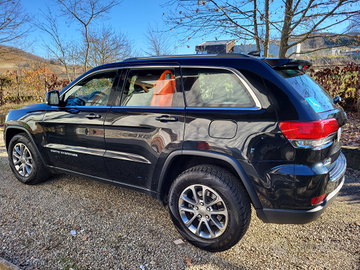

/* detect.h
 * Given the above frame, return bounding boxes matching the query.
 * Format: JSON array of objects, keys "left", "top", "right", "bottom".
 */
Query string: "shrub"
[{"left": 309, "top": 62, "right": 360, "bottom": 112}]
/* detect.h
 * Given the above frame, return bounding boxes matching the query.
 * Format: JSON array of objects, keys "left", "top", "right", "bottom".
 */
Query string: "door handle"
[
  {"left": 85, "top": 113, "right": 101, "bottom": 119},
  {"left": 155, "top": 115, "right": 178, "bottom": 122}
]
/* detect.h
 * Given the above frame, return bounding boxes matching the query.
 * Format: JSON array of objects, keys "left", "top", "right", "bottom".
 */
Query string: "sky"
[
  {"left": 20, "top": 0, "right": 213, "bottom": 58},
  {"left": 14, "top": 0, "right": 356, "bottom": 59}
]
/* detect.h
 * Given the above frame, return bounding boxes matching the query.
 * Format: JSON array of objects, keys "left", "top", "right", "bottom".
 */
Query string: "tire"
[
  {"left": 168, "top": 165, "right": 251, "bottom": 252},
  {"left": 8, "top": 133, "right": 50, "bottom": 185}
]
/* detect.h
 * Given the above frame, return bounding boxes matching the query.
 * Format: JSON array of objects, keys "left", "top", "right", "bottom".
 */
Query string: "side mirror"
[
  {"left": 333, "top": 96, "right": 341, "bottom": 104},
  {"left": 46, "top": 90, "right": 60, "bottom": 106}
]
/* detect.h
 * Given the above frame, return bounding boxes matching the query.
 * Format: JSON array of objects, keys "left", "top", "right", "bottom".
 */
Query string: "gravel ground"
[{"left": 0, "top": 127, "right": 359, "bottom": 270}]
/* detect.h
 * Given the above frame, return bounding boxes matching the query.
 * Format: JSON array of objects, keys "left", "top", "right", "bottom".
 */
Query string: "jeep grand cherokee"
[{"left": 4, "top": 54, "right": 347, "bottom": 251}]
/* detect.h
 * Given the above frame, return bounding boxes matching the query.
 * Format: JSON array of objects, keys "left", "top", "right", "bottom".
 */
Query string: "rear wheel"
[
  {"left": 168, "top": 165, "right": 251, "bottom": 252},
  {"left": 8, "top": 133, "right": 50, "bottom": 185}
]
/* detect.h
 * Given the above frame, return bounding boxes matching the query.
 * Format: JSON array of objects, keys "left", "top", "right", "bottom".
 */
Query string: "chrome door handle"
[
  {"left": 85, "top": 113, "right": 101, "bottom": 119},
  {"left": 155, "top": 115, "right": 178, "bottom": 122}
]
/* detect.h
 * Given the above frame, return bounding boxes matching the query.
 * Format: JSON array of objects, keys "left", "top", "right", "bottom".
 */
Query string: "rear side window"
[
  {"left": 182, "top": 68, "right": 255, "bottom": 107},
  {"left": 277, "top": 69, "right": 335, "bottom": 113},
  {"left": 121, "top": 68, "right": 177, "bottom": 107}
]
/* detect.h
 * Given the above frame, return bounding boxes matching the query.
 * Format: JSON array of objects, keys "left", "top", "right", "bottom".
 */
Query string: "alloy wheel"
[
  {"left": 178, "top": 184, "right": 228, "bottom": 239},
  {"left": 12, "top": 143, "right": 33, "bottom": 177}
]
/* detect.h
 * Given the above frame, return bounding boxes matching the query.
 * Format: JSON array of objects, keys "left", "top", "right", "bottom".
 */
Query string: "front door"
[{"left": 42, "top": 69, "right": 119, "bottom": 178}]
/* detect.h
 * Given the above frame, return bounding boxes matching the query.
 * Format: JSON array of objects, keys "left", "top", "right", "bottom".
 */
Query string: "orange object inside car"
[{"left": 151, "top": 70, "right": 175, "bottom": 107}]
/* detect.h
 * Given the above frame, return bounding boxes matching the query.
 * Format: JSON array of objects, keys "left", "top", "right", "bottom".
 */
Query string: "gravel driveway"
[{"left": 0, "top": 127, "right": 359, "bottom": 270}]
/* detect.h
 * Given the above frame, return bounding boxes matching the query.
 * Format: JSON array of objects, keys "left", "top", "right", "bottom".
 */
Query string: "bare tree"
[
  {"left": 87, "top": 27, "right": 132, "bottom": 67},
  {"left": 347, "top": 13, "right": 360, "bottom": 33},
  {"left": 56, "top": 0, "right": 120, "bottom": 71},
  {"left": 0, "top": 0, "right": 30, "bottom": 45},
  {"left": 165, "top": 0, "right": 360, "bottom": 58},
  {"left": 36, "top": 8, "right": 72, "bottom": 81},
  {"left": 144, "top": 25, "right": 174, "bottom": 56}
]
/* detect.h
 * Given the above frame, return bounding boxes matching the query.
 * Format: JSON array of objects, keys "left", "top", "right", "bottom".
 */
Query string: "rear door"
[{"left": 104, "top": 65, "right": 185, "bottom": 190}]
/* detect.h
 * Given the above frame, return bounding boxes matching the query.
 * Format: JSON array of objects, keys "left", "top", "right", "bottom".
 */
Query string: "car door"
[
  {"left": 104, "top": 65, "right": 185, "bottom": 190},
  {"left": 42, "top": 69, "right": 120, "bottom": 178}
]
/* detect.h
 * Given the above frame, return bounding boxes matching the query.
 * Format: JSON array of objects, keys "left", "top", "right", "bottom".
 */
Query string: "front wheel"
[
  {"left": 168, "top": 165, "right": 251, "bottom": 252},
  {"left": 8, "top": 133, "right": 50, "bottom": 185}
]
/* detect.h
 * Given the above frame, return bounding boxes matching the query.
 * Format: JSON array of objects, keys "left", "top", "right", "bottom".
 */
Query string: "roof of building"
[{"left": 195, "top": 40, "right": 236, "bottom": 47}]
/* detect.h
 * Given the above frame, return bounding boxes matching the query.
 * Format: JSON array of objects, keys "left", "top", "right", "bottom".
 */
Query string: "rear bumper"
[{"left": 256, "top": 163, "right": 346, "bottom": 224}]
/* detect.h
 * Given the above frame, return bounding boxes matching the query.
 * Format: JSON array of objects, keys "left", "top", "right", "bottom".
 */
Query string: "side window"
[
  {"left": 182, "top": 68, "right": 255, "bottom": 107},
  {"left": 121, "top": 68, "right": 176, "bottom": 107},
  {"left": 64, "top": 70, "right": 117, "bottom": 106}
]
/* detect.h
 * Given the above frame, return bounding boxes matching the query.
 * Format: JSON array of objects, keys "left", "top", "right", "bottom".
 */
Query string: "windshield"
[{"left": 277, "top": 69, "right": 335, "bottom": 113}]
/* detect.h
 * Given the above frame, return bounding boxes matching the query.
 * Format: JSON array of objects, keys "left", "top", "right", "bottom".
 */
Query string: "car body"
[{"left": 4, "top": 54, "right": 347, "bottom": 251}]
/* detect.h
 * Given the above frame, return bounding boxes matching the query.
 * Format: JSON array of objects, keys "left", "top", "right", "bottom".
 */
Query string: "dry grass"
[
  {"left": 0, "top": 47, "right": 66, "bottom": 76},
  {"left": 0, "top": 101, "right": 41, "bottom": 115}
]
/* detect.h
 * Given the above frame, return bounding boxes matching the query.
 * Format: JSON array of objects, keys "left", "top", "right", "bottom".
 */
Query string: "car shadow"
[{"left": 337, "top": 173, "right": 360, "bottom": 204}]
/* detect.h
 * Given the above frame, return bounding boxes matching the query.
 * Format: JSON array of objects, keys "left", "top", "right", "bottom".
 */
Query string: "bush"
[
  {"left": 4, "top": 95, "right": 35, "bottom": 103},
  {"left": 309, "top": 62, "right": 360, "bottom": 112}
]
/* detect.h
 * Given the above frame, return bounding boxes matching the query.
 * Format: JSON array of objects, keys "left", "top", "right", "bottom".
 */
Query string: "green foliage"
[{"left": 198, "top": 73, "right": 236, "bottom": 102}]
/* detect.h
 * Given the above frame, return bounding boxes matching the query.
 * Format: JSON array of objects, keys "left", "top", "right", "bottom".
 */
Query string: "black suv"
[{"left": 4, "top": 54, "right": 347, "bottom": 251}]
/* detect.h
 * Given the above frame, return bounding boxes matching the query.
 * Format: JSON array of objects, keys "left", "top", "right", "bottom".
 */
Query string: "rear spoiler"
[{"left": 262, "top": 58, "right": 312, "bottom": 71}]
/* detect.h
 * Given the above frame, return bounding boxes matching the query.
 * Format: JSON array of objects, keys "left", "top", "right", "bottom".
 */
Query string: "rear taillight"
[
  {"left": 311, "top": 194, "right": 326, "bottom": 206},
  {"left": 279, "top": 118, "right": 339, "bottom": 148}
]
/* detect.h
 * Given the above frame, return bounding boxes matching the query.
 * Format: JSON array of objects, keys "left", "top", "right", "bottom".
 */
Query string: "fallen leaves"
[
  {"left": 342, "top": 112, "right": 360, "bottom": 147},
  {"left": 185, "top": 257, "right": 193, "bottom": 267},
  {"left": 82, "top": 236, "right": 90, "bottom": 241}
]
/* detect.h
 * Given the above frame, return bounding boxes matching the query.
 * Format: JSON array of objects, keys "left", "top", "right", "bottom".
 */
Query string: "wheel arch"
[
  {"left": 5, "top": 126, "right": 48, "bottom": 168},
  {"left": 156, "top": 150, "right": 262, "bottom": 208}
]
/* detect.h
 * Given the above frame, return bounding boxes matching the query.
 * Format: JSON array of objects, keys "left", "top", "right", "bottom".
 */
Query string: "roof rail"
[
  {"left": 216, "top": 53, "right": 250, "bottom": 58},
  {"left": 123, "top": 53, "right": 253, "bottom": 62},
  {"left": 248, "top": 51, "right": 260, "bottom": 57},
  {"left": 123, "top": 57, "right": 138, "bottom": 61}
]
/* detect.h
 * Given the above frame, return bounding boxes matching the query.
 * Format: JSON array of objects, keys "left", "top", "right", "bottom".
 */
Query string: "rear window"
[{"left": 277, "top": 69, "right": 335, "bottom": 113}]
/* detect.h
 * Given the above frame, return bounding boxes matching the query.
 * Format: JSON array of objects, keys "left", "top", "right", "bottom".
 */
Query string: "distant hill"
[{"left": 0, "top": 45, "right": 67, "bottom": 76}]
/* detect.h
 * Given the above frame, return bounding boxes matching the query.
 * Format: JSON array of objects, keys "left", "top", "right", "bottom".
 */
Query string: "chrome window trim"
[
  {"left": 121, "top": 64, "right": 180, "bottom": 69},
  {"left": 180, "top": 65, "right": 262, "bottom": 109},
  {"left": 109, "top": 106, "right": 185, "bottom": 110},
  {"left": 186, "top": 106, "right": 261, "bottom": 111},
  {"left": 61, "top": 105, "right": 111, "bottom": 109}
]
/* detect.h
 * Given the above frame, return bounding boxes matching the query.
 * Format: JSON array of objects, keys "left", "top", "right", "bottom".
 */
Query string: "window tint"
[
  {"left": 121, "top": 68, "right": 176, "bottom": 107},
  {"left": 182, "top": 68, "right": 255, "bottom": 107},
  {"left": 64, "top": 70, "right": 117, "bottom": 106},
  {"left": 277, "top": 69, "right": 335, "bottom": 113}
]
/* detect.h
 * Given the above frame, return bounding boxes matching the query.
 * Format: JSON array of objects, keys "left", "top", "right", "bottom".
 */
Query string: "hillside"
[{"left": 0, "top": 45, "right": 67, "bottom": 76}]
